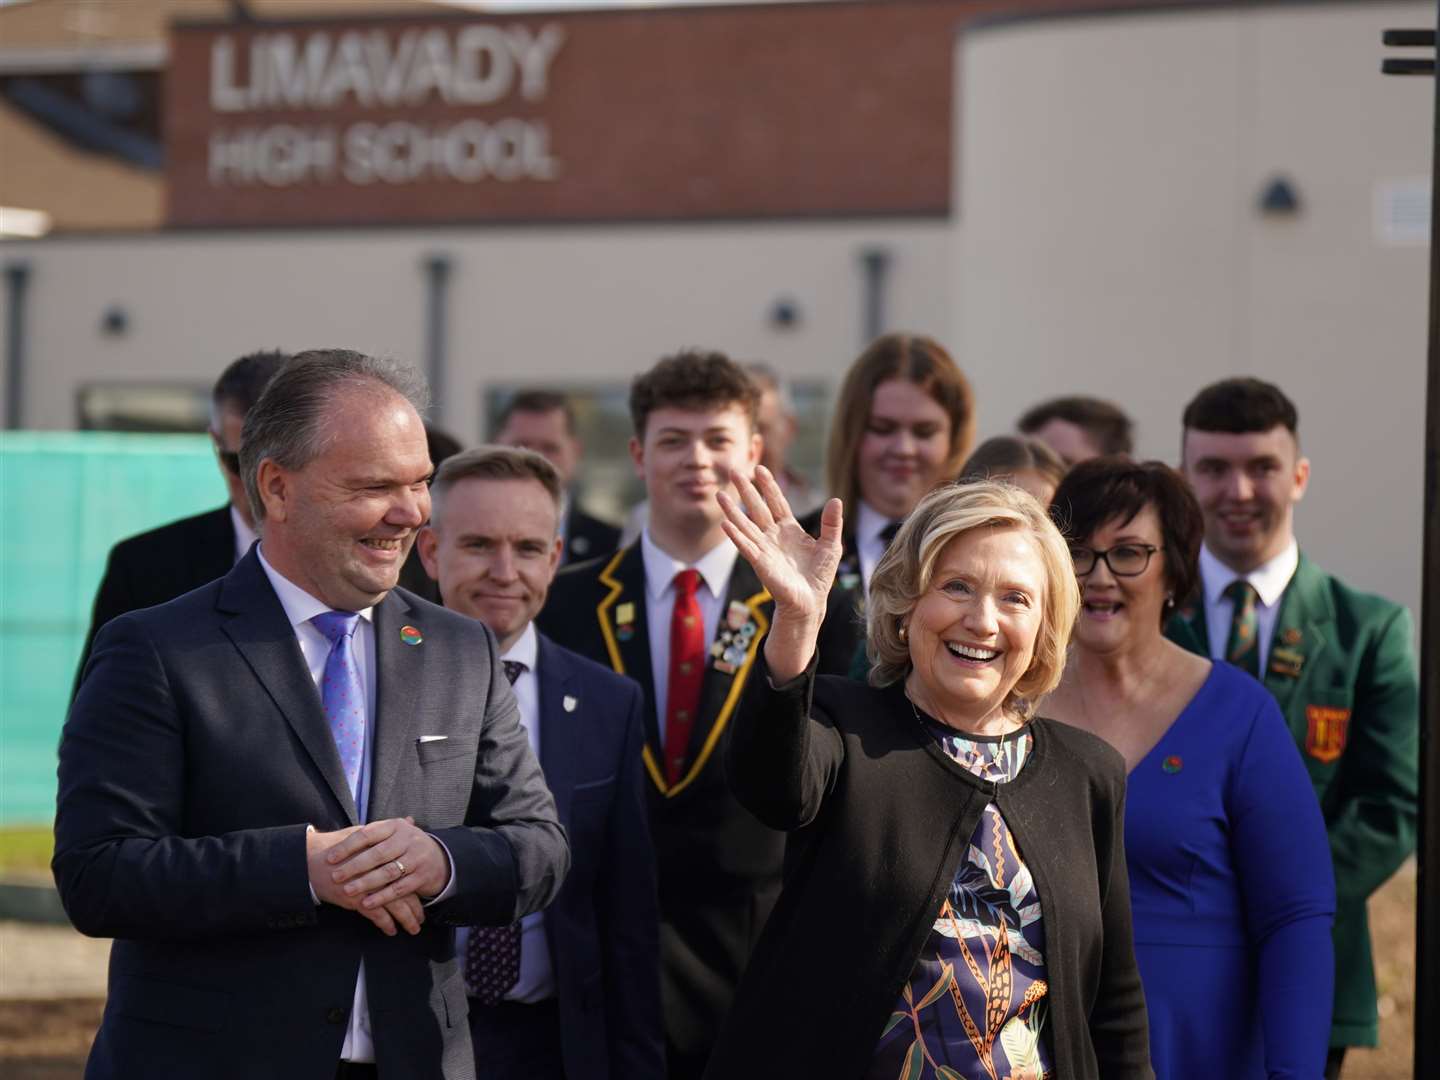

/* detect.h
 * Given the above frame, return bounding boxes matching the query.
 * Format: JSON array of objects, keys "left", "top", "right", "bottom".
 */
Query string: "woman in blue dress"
[{"left": 1045, "top": 458, "right": 1335, "bottom": 1079}]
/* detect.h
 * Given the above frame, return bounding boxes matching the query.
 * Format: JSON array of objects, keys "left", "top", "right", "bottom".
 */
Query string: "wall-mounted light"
[
  {"left": 768, "top": 296, "right": 801, "bottom": 330},
  {"left": 101, "top": 306, "right": 129, "bottom": 336},
  {"left": 1258, "top": 176, "right": 1301, "bottom": 216}
]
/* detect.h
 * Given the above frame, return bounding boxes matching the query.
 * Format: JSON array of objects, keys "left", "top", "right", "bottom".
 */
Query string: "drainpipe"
[
  {"left": 422, "top": 254, "right": 452, "bottom": 424},
  {"left": 859, "top": 246, "right": 890, "bottom": 345},
  {"left": 4, "top": 261, "right": 31, "bottom": 430}
]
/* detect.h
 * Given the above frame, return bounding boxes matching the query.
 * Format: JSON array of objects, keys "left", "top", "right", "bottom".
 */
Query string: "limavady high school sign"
[{"left": 163, "top": 2, "right": 963, "bottom": 228}]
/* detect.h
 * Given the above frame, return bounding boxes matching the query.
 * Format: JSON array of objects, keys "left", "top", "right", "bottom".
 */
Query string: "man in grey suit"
[{"left": 54, "top": 349, "right": 569, "bottom": 1080}]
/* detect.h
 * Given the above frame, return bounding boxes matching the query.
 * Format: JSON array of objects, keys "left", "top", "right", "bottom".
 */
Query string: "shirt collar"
[
  {"left": 500, "top": 620, "right": 539, "bottom": 671},
  {"left": 640, "top": 528, "right": 738, "bottom": 601},
  {"left": 257, "top": 543, "right": 376, "bottom": 630},
  {"left": 856, "top": 499, "right": 898, "bottom": 544},
  {"left": 1200, "top": 539, "right": 1299, "bottom": 610}
]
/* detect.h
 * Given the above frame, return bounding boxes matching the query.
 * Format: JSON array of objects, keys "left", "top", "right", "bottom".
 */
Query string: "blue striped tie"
[{"left": 312, "top": 611, "right": 365, "bottom": 799}]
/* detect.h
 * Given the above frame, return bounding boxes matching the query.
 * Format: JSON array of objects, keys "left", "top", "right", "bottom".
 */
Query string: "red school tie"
[{"left": 665, "top": 569, "right": 705, "bottom": 785}]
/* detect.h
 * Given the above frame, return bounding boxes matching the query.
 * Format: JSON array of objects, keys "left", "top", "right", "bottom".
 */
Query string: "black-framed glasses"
[{"left": 1070, "top": 543, "right": 1160, "bottom": 577}]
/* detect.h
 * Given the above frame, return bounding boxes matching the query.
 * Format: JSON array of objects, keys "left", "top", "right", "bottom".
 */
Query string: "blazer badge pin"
[
  {"left": 710, "top": 601, "right": 758, "bottom": 675},
  {"left": 615, "top": 602, "right": 636, "bottom": 641},
  {"left": 563, "top": 695, "right": 578, "bottom": 713},
  {"left": 1268, "top": 646, "right": 1304, "bottom": 679},
  {"left": 1305, "top": 704, "right": 1350, "bottom": 764},
  {"left": 399, "top": 625, "right": 423, "bottom": 646}
]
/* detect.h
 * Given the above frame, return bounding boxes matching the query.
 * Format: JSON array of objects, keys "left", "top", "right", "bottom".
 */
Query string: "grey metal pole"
[
  {"left": 4, "top": 261, "right": 30, "bottom": 430},
  {"left": 1411, "top": 16, "right": 1439, "bottom": 1078},
  {"left": 1382, "top": 20, "right": 1440, "bottom": 1080},
  {"left": 422, "top": 254, "right": 452, "bottom": 425}
]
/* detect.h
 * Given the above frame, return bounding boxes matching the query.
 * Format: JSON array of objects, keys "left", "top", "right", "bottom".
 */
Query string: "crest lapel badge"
[
  {"left": 1269, "top": 646, "right": 1305, "bottom": 679},
  {"left": 615, "top": 602, "right": 636, "bottom": 642},
  {"left": 711, "top": 600, "right": 758, "bottom": 675},
  {"left": 563, "top": 694, "right": 578, "bottom": 713},
  {"left": 1305, "top": 704, "right": 1350, "bottom": 764},
  {"left": 399, "top": 625, "right": 423, "bottom": 646}
]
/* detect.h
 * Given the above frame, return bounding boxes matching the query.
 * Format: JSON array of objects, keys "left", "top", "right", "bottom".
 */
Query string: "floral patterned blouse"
[{"left": 867, "top": 720, "right": 1053, "bottom": 1080}]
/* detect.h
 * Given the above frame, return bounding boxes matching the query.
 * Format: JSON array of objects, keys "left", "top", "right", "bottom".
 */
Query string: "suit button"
[{"left": 326, "top": 1007, "right": 347, "bottom": 1025}]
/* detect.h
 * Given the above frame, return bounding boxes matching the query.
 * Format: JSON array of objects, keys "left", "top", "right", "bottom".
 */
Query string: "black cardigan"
[{"left": 705, "top": 663, "right": 1153, "bottom": 1079}]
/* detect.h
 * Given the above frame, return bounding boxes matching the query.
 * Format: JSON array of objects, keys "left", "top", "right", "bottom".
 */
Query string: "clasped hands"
[{"left": 306, "top": 817, "right": 449, "bottom": 937}]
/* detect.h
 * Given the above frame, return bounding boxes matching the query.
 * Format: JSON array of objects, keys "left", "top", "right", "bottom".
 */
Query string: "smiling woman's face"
[
  {"left": 905, "top": 524, "right": 1046, "bottom": 734},
  {"left": 1071, "top": 503, "right": 1168, "bottom": 654},
  {"left": 856, "top": 378, "right": 953, "bottom": 519}
]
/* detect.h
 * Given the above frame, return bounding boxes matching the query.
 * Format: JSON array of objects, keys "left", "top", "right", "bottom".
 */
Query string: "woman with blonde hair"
[
  {"left": 806, "top": 333, "right": 976, "bottom": 599},
  {"left": 707, "top": 471, "right": 1152, "bottom": 1079}
]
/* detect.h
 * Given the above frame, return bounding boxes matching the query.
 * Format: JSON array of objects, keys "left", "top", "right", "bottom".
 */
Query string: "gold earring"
[{"left": 897, "top": 624, "right": 908, "bottom": 643}]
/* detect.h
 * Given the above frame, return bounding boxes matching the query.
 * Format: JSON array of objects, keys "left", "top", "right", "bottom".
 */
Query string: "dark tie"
[
  {"left": 1223, "top": 580, "right": 1261, "bottom": 678},
  {"left": 879, "top": 520, "right": 902, "bottom": 551},
  {"left": 465, "top": 658, "right": 527, "bottom": 1003},
  {"left": 311, "top": 611, "right": 365, "bottom": 799},
  {"left": 665, "top": 569, "right": 704, "bottom": 785}
]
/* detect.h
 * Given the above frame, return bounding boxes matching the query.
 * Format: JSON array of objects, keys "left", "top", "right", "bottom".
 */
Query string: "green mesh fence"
[{"left": 1, "top": 433, "right": 227, "bottom": 825}]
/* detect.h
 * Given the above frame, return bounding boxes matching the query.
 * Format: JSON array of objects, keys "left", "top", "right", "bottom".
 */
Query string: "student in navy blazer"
[{"left": 420, "top": 445, "right": 665, "bottom": 1080}]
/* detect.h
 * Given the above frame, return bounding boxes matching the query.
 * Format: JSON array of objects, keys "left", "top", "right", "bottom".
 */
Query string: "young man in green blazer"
[{"left": 1167, "top": 377, "right": 1418, "bottom": 1078}]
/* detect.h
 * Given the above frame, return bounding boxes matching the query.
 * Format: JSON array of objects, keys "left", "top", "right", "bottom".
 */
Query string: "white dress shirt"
[
  {"left": 257, "top": 545, "right": 456, "bottom": 1064},
  {"left": 231, "top": 505, "right": 258, "bottom": 564},
  {"left": 640, "top": 530, "right": 739, "bottom": 747},
  {"left": 855, "top": 500, "right": 901, "bottom": 594},
  {"left": 455, "top": 621, "right": 557, "bottom": 1004},
  {"left": 1198, "top": 540, "right": 1300, "bottom": 673}
]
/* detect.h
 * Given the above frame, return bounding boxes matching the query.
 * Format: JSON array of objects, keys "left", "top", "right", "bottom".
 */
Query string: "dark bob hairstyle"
[{"left": 1050, "top": 457, "right": 1203, "bottom": 621}]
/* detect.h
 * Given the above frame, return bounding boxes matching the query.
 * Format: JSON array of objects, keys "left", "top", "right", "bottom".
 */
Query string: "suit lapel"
[
  {"left": 646, "top": 558, "right": 771, "bottom": 800},
  {"left": 1167, "top": 595, "right": 1210, "bottom": 656},
  {"left": 368, "top": 590, "right": 425, "bottom": 821},
  {"left": 594, "top": 546, "right": 658, "bottom": 749},
  {"left": 1262, "top": 554, "right": 1332, "bottom": 717},
  {"left": 218, "top": 551, "right": 359, "bottom": 825},
  {"left": 535, "top": 635, "right": 579, "bottom": 821}
]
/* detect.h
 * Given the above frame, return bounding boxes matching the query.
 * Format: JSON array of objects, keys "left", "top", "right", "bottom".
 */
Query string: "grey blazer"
[{"left": 55, "top": 549, "right": 569, "bottom": 1080}]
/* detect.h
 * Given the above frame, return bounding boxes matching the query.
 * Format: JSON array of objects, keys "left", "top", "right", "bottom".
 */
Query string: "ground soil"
[{"left": 0, "top": 861, "right": 1420, "bottom": 1078}]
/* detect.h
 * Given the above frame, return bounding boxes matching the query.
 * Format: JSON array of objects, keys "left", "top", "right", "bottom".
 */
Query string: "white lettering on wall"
[
  {"left": 208, "top": 120, "right": 560, "bottom": 188},
  {"left": 208, "top": 23, "right": 567, "bottom": 112}
]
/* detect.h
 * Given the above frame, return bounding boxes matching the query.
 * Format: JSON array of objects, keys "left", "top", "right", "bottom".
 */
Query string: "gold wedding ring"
[{"left": 394, "top": 859, "right": 407, "bottom": 877}]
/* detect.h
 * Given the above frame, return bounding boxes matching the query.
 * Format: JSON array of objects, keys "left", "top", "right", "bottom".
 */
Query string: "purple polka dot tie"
[
  {"left": 312, "top": 611, "right": 365, "bottom": 800},
  {"left": 465, "top": 658, "right": 526, "bottom": 1003}
]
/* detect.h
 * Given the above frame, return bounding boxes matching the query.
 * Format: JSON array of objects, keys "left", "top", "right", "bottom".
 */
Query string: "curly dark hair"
[
  {"left": 1050, "top": 457, "right": 1203, "bottom": 620},
  {"left": 629, "top": 349, "right": 760, "bottom": 438}
]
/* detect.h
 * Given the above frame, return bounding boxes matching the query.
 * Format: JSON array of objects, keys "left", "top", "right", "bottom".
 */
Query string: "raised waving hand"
[{"left": 717, "top": 465, "right": 844, "bottom": 681}]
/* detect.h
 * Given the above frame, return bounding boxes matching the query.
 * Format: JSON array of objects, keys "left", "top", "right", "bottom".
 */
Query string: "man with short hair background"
[
  {"left": 56, "top": 349, "right": 568, "bottom": 1080},
  {"left": 74, "top": 348, "right": 289, "bottom": 691},
  {"left": 418, "top": 445, "right": 664, "bottom": 1080},
  {"left": 1168, "top": 376, "right": 1418, "bottom": 1078},
  {"left": 538, "top": 349, "right": 857, "bottom": 1079},
  {"left": 494, "top": 389, "right": 621, "bottom": 564},
  {"left": 1016, "top": 393, "right": 1134, "bottom": 465}
]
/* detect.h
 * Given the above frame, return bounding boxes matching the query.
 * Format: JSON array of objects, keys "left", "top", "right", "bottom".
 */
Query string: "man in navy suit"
[
  {"left": 55, "top": 350, "right": 568, "bottom": 1080},
  {"left": 418, "top": 445, "right": 664, "bottom": 1080}
]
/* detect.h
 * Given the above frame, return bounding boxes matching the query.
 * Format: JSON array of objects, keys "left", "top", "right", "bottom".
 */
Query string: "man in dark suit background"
[
  {"left": 55, "top": 349, "right": 569, "bottom": 1080},
  {"left": 418, "top": 445, "right": 664, "bottom": 1080},
  {"left": 494, "top": 389, "right": 622, "bottom": 564},
  {"left": 73, "top": 349, "right": 290, "bottom": 690},
  {"left": 538, "top": 350, "right": 856, "bottom": 1079}
]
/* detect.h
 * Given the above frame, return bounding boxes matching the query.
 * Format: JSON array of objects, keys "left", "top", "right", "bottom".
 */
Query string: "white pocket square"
[{"left": 417, "top": 735, "right": 448, "bottom": 744}]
